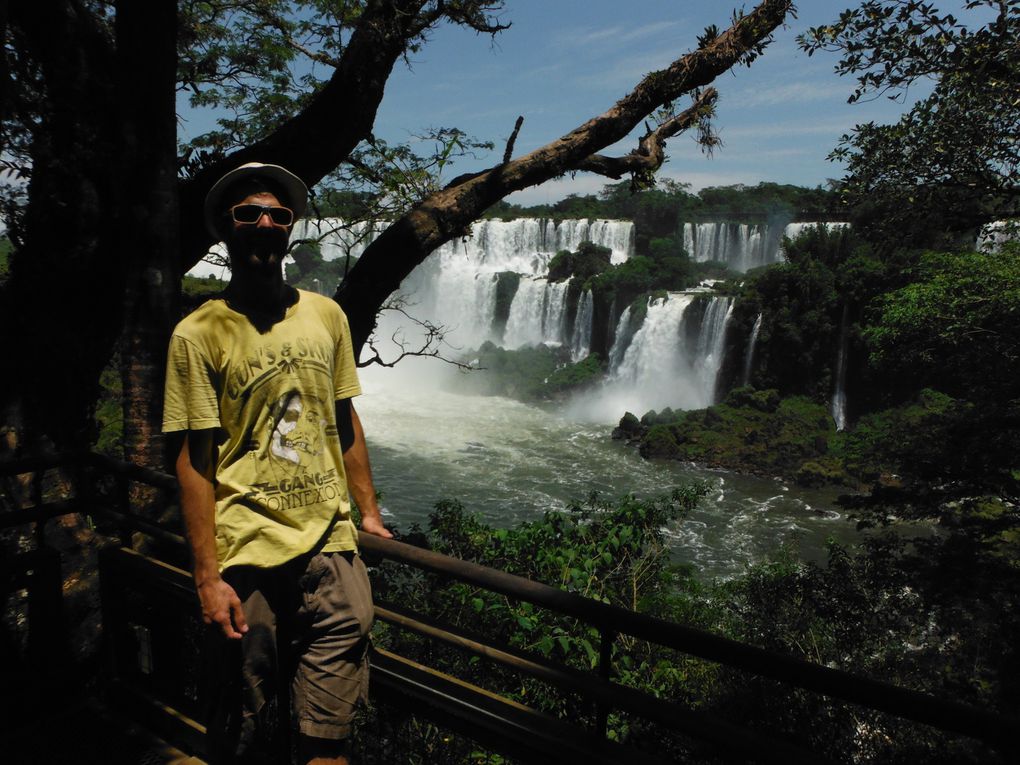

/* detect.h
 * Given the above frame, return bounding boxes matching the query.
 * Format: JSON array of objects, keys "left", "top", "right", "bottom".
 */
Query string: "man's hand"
[
  {"left": 198, "top": 577, "right": 249, "bottom": 639},
  {"left": 360, "top": 513, "right": 393, "bottom": 539}
]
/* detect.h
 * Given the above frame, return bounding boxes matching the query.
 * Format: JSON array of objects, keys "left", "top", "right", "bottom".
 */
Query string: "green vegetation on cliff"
[
  {"left": 618, "top": 386, "right": 1017, "bottom": 492},
  {"left": 616, "top": 388, "right": 839, "bottom": 485},
  {"left": 459, "top": 342, "right": 605, "bottom": 402}
]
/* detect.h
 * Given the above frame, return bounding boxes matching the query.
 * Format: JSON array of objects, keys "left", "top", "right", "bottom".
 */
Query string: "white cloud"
[
  {"left": 732, "top": 80, "right": 843, "bottom": 108},
  {"left": 552, "top": 20, "right": 683, "bottom": 50}
]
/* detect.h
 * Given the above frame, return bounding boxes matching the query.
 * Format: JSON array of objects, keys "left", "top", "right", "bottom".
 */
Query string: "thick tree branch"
[
  {"left": 179, "top": 1, "right": 507, "bottom": 268},
  {"left": 575, "top": 88, "right": 717, "bottom": 180},
  {"left": 338, "top": 0, "right": 793, "bottom": 353},
  {"left": 502, "top": 116, "right": 524, "bottom": 164}
]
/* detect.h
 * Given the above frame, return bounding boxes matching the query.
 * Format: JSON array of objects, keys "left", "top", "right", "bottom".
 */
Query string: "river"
[{"left": 356, "top": 361, "right": 859, "bottom": 581}]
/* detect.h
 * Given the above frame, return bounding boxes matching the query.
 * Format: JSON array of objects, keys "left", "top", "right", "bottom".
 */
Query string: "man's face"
[{"left": 224, "top": 190, "right": 291, "bottom": 276}]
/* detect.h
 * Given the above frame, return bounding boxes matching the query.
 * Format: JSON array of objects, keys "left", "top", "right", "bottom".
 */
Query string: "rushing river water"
[{"left": 356, "top": 362, "right": 860, "bottom": 581}]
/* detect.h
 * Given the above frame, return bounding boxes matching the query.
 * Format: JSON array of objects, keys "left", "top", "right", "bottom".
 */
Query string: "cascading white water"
[
  {"left": 693, "top": 297, "right": 734, "bottom": 405},
  {"left": 742, "top": 313, "right": 763, "bottom": 386},
  {"left": 573, "top": 293, "right": 733, "bottom": 417},
  {"left": 570, "top": 291, "right": 594, "bottom": 361},
  {"left": 607, "top": 305, "right": 633, "bottom": 370},
  {"left": 394, "top": 219, "right": 633, "bottom": 352},
  {"left": 291, "top": 218, "right": 381, "bottom": 261},
  {"left": 681, "top": 221, "right": 849, "bottom": 273},
  {"left": 503, "top": 278, "right": 570, "bottom": 349},
  {"left": 976, "top": 220, "right": 1016, "bottom": 253},
  {"left": 831, "top": 304, "right": 850, "bottom": 431}
]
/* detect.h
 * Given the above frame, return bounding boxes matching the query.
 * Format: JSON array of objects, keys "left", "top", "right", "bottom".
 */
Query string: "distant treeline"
[
  {"left": 312, "top": 181, "right": 847, "bottom": 231},
  {"left": 486, "top": 180, "right": 847, "bottom": 230}
]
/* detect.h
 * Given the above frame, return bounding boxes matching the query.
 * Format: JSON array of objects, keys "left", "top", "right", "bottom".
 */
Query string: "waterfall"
[
  {"left": 831, "top": 304, "right": 850, "bottom": 431},
  {"left": 599, "top": 293, "right": 733, "bottom": 413},
  {"left": 504, "top": 278, "right": 570, "bottom": 349},
  {"left": 681, "top": 221, "right": 850, "bottom": 273},
  {"left": 607, "top": 305, "right": 634, "bottom": 370},
  {"left": 742, "top": 313, "right": 763, "bottom": 386},
  {"left": 392, "top": 219, "right": 633, "bottom": 351},
  {"left": 976, "top": 220, "right": 1016, "bottom": 253},
  {"left": 682, "top": 222, "right": 782, "bottom": 272},
  {"left": 693, "top": 297, "right": 734, "bottom": 405},
  {"left": 570, "top": 291, "right": 594, "bottom": 361},
  {"left": 291, "top": 218, "right": 382, "bottom": 261}
]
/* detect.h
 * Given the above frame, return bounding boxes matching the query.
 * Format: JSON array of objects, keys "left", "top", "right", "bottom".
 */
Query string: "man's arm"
[
  {"left": 172, "top": 429, "right": 248, "bottom": 639},
  {"left": 336, "top": 399, "right": 393, "bottom": 538}
]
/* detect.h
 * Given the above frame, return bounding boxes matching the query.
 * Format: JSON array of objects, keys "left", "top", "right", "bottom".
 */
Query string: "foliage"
[
  {"left": 0, "top": 237, "right": 11, "bottom": 285},
  {"left": 457, "top": 342, "right": 603, "bottom": 403},
  {"left": 863, "top": 244, "right": 1020, "bottom": 405},
  {"left": 735, "top": 259, "right": 840, "bottom": 398},
  {"left": 799, "top": 0, "right": 1020, "bottom": 245},
  {"left": 715, "top": 533, "right": 1016, "bottom": 763},
  {"left": 547, "top": 241, "right": 612, "bottom": 283},
  {"left": 372, "top": 487, "right": 726, "bottom": 758},
  {"left": 285, "top": 241, "right": 353, "bottom": 295},
  {"left": 372, "top": 490, "right": 1018, "bottom": 763},
  {"left": 831, "top": 389, "right": 970, "bottom": 484},
  {"left": 586, "top": 254, "right": 692, "bottom": 306},
  {"left": 489, "top": 181, "right": 844, "bottom": 252},
  {"left": 93, "top": 357, "right": 123, "bottom": 458},
  {"left": 618, "top": 388, "right": 842, "bottom": 485},
  {"left": 181, "top": 274, "right": 227, "bottom": 312}
]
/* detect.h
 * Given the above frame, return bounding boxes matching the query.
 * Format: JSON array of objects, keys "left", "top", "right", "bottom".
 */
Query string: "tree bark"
[{"left": 116, "top": 0, "right": 180, "bottom": 487}]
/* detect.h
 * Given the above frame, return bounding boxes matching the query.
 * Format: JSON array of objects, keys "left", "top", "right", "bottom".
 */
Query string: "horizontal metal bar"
[
  {"left": 88, "top": 452, "right": 178, "bottom": 492},
  {"left": 92, "top": 505, "right": 187, "bottom": 548},
  {"left": 0, "top": 450, "right": 82, "bottom": 477},
  {"left": 370, "top": 647, "right": 675, "bottom": 765},
  {"left": 99, "top": 546, "right": 197, "bottom": 604},
  {"left": 0, "top": 498, "right": 82, "bottom": 530},
  {"left": 360, "top": 533, "right": 1016, "bottom": 749},
  {"left": 375, "top": 601, "right": 828, "bottom": 765}
]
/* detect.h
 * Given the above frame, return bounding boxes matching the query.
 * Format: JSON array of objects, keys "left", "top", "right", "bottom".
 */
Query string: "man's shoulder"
[
  {"left": 295, "top": 289, "right": 350, "bottom": 329},
  {"left": 172, "top": 297, "right": 235, "bottom": 339},
  {"left": 296, "top": 289, "right": 344, "bottom": 315}
]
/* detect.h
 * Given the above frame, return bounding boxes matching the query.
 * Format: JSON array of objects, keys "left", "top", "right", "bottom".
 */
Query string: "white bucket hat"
[{"left": 204, "top": 161, "right": 308, "bottom": 237}]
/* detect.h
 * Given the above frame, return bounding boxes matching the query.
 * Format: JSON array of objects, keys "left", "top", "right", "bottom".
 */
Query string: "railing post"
[
  {"left": 31, "top": 468, "right": 45, "bottom": 548},
  {"left": 595, "top": 627, "right": 615, "bottom": 737},
  {"left": 117, "top": 472, "right": 133, "bottom": 548}
]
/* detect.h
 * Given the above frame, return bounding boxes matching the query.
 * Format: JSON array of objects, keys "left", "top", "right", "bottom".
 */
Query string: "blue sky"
[
  {"left": 177, "top": 1, "right": 938, "bottom": 205},
  {"left": 370, "top": 0, "right": 932, "bottom": 204}
]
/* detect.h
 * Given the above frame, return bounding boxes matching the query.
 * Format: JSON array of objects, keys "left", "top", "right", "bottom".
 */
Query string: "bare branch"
[
  {"left": 503, "top": 115, "right": 524, "bottom": 164},
  {"left": 359, "top": 300, "right": 480, "bottom": 371},
  {"left": 576, "top": 88, "right": 718, "bottom": 180}
]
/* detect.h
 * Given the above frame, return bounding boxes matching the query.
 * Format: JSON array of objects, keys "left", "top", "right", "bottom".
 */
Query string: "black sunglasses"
[{"left": 228, "top": 203, "right": 295, "bottom": 226}]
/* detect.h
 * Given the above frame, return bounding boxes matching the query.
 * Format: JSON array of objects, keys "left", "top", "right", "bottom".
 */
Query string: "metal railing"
[{"left": 1, "top": 451, "right": 1016, "bottom": 763}]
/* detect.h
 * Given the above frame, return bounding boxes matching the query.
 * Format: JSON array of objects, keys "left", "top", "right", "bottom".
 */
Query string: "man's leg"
[
  {"left": 223, "top": 567, "right": 290, "bottom": 764},
  {"left": 292, "top": 551, "right": 374, "bottom": 765}
]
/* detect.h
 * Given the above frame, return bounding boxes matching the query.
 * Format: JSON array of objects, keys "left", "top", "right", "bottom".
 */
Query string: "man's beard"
[{"left": 227, "top": 226, "right": 289, "bottom": 275}]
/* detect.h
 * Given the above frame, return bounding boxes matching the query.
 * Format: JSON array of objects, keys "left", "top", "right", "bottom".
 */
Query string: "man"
[{"left": 163, "top": 162, "right": 392, "bottom": 765}]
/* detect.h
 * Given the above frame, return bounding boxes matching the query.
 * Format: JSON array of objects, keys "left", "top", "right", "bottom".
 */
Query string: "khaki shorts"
[{"left": 214, "top": 550, "right": 374, "bottom": 756}]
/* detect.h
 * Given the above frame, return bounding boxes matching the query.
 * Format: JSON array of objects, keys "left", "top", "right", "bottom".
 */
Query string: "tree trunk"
[{"left": 116, "top": 0, "right": 180, "bottom": 504}]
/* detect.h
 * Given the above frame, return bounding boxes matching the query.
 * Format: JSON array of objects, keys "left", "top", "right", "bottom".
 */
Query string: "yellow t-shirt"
[{"left": 163, "top": 290, "right": 362, "bottom": 571}]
